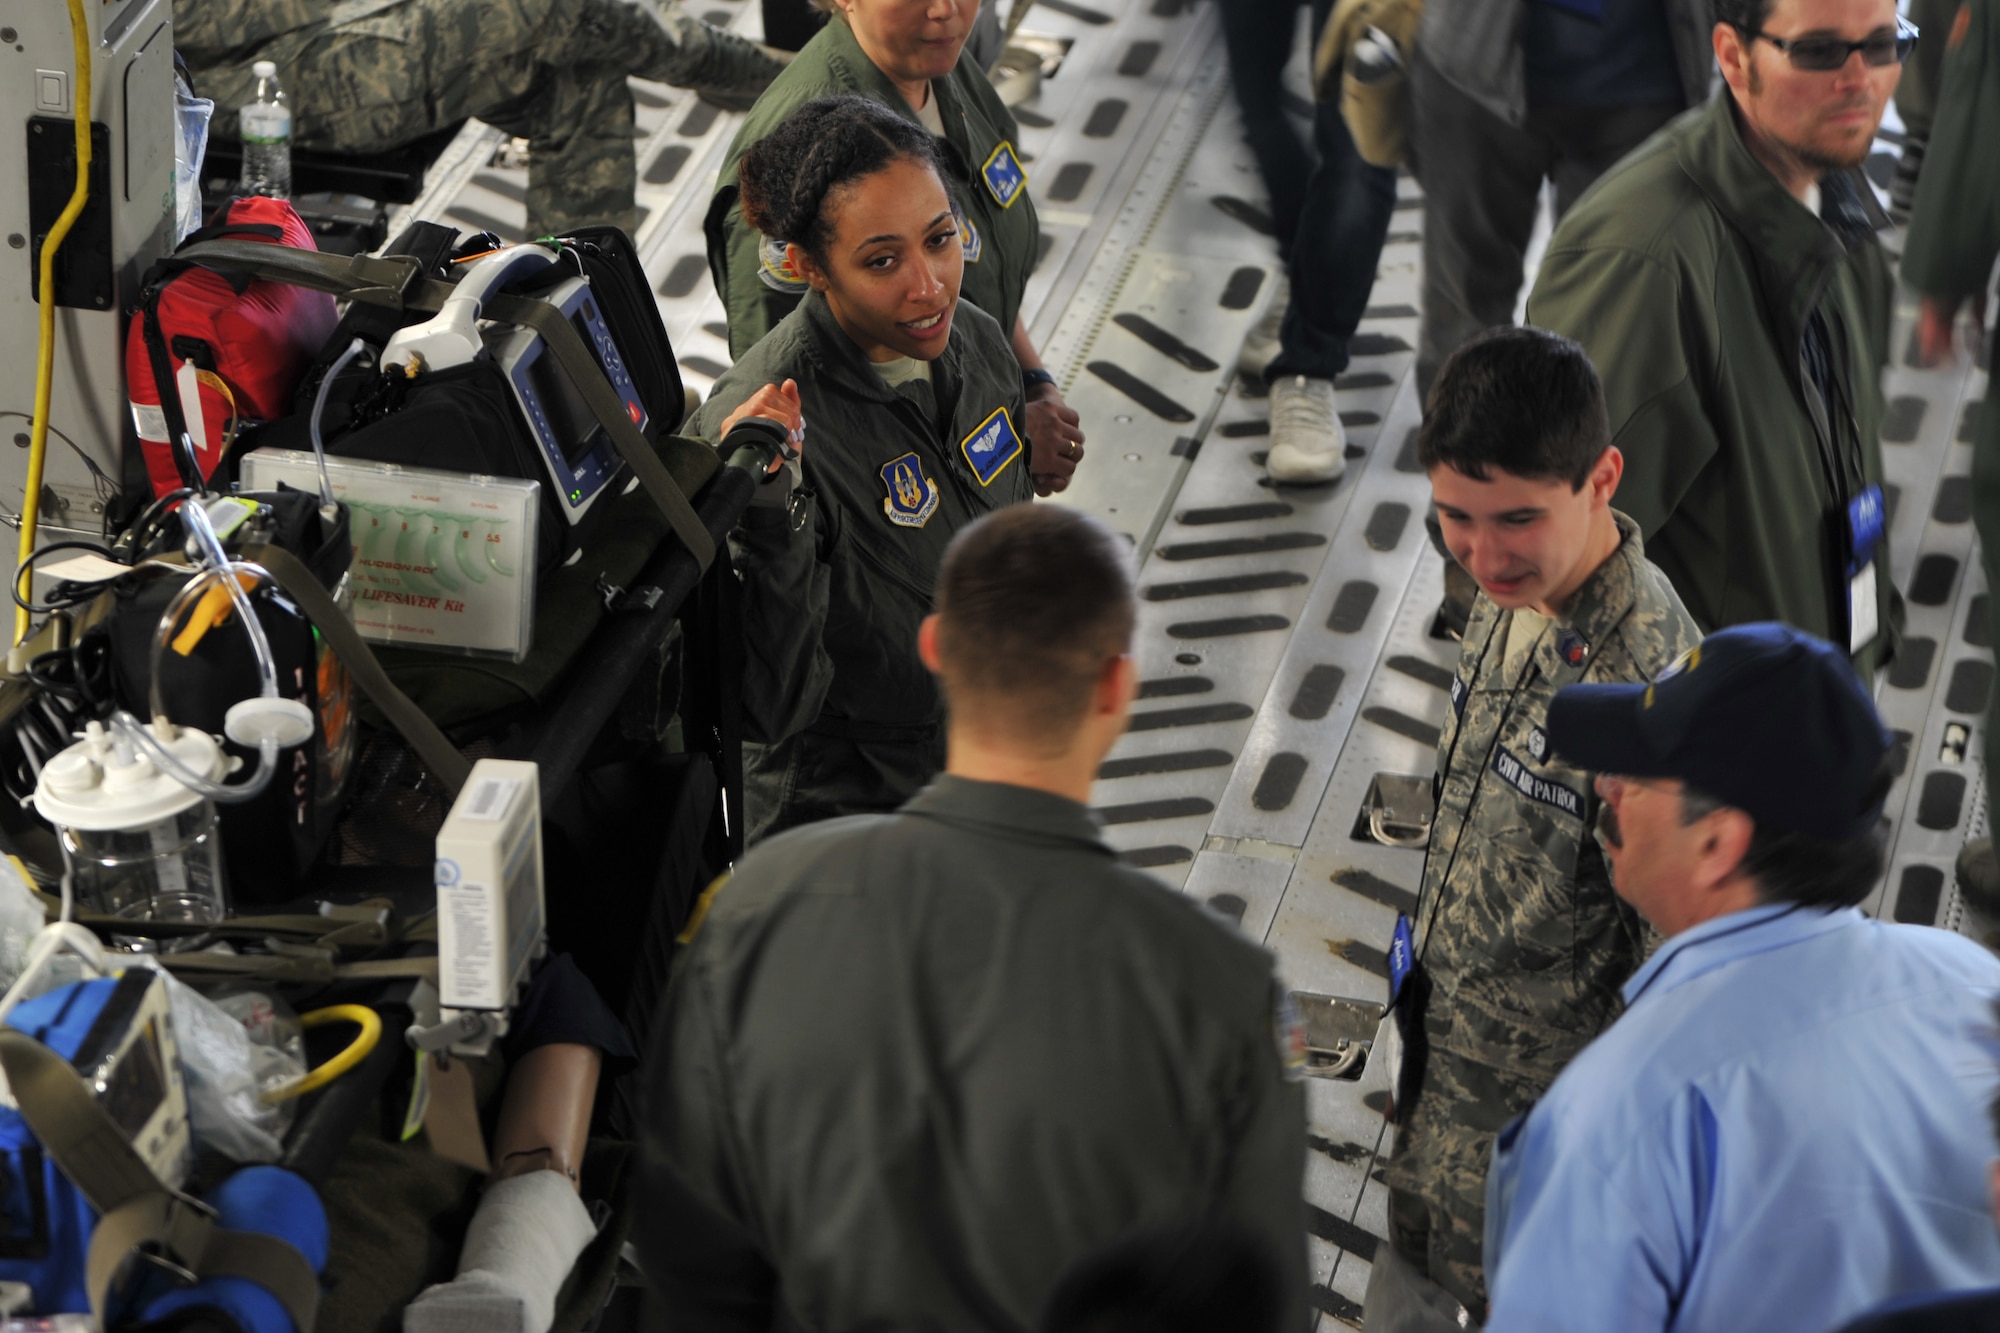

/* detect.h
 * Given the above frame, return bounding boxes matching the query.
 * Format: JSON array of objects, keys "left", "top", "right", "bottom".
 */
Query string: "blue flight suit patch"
[
  {"left": 980, "top": 142, "right": 1028, "bottom": 209},
  {"left": 960, "top": 407, "right": 1024, "bottom": 486},
  {"left": 758, "top": 236, "right": 808, "bottom": 293},
  {"left": 880, "top": 453, "right": 940, "bottom": 528}
]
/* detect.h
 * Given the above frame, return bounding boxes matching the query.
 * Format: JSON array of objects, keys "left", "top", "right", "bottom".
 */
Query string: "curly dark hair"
[{"left": 737, "top": 94, "right": 949, "bottom": 269}]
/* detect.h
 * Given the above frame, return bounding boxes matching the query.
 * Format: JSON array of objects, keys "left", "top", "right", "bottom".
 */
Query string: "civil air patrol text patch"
[
  {"left": 1450, "top": 674, "right": 1468, "bottom": 718},
  {"left": 981, "top": 142, "right": 1028, "bottom": 209},
  {"left": 758, "top": 236, "right": 808, "bottom": 293},
  {"left": 960, "top": 407, "right": 1024, "bottom": 486},
  {"left": 880, "top": 452, "right": 940, "bottom": 528},
  {"left": 1493, "top": 746, "right": 1584, "bottom": 820}
]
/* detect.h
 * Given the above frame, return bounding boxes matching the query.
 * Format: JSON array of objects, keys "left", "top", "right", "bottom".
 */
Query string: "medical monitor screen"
[{"left": 523, "top": 315, "right": 612, "bottom": 470}]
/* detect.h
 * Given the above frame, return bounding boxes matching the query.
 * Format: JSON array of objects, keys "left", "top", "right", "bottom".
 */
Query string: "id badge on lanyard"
[
  {"left": 1373, "top": 913, "right": 1418, "bottom": 1121},
  {"left": 1845, "top": 483, "right": 1884, "bottom": 655}
]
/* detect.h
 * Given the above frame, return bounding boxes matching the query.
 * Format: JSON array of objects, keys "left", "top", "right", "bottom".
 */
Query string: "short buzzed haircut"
[
  {"left": 934, "top": 506, "right": 1136, "bottom": 742},
  {"left": 1418, "top": 325, "right": 1612, "bottom": 489}
]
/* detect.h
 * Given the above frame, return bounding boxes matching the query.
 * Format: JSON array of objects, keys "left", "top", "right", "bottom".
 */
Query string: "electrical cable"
[
  {"left": 10, "top": 540, "right": 117, "bottom": 615},
  {"left": 308, "top": 339, "right": 367, "bottom": 511},
  {"left": 15, "top": 0, "right": 95, "bottom": 649}
]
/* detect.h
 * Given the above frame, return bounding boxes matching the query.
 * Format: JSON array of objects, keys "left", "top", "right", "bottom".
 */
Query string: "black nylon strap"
[{"left": 487, "top": 292, "right": 718, "bottom": 570}]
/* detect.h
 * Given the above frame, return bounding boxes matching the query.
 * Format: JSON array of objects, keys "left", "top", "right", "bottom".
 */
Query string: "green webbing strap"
[
  {"left": 245, "top": 543, "right": 473, "bottom": 797},
  {"left": 0, "top": 1031, "right": 324, "bottom": 1332},
  {"left": 0, "top": 1030, "right": 160, "bottom": 1211},
  {"left": 170, "top": 239, "right": 724, "bottom": 571}
]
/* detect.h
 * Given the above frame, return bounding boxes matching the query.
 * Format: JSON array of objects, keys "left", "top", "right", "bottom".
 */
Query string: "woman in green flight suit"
[
  {"left": 690, "top": 95, "right": 1037, "bottom": 843},
  {"left": 706, "top": 0, "right": 1087, "bottom": 496}
]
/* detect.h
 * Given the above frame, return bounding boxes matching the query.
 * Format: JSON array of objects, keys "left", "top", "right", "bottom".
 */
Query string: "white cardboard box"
[{"left": 434, "top": 759, "right": 543, "bottom": 1012}]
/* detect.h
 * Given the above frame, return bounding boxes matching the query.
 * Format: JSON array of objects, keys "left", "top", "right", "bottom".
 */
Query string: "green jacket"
[
  {"left": 1527, "top": 93, "right": 1900, "bottom": 675},
  {"left": 1383, "top": 514, "right": 1699, "bottom": 1313},
  {"left": 705, "top": 15, "right": 1042, "bottom": 360},
  {"left": 639, "top": 775, "right": 1309, "bottom": 1333},
  {"left": 1903, "top": 1, "right": 2000, "bottom": 304},
  {"left": 688, "top": 291, "right": 1032, "bottom": 840}
]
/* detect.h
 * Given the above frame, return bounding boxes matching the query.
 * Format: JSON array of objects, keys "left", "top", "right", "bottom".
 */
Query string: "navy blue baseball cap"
[{"left": 1546, "top": 622, "right": 1890, "bottom": 840}]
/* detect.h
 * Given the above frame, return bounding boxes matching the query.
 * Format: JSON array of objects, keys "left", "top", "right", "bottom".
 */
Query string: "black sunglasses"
[{"left": 1745, "top": 15, "right": 1919, "bottom": 71}]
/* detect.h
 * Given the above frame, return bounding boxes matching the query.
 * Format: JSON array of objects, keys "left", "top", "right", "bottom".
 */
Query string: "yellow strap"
[{"left": 170, "top": 570, "right": 259, "bottom": 657}]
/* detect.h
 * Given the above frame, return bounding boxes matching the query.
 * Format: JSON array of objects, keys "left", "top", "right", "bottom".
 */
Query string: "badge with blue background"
[
  {"left": 980, "top": 142, "right": 1028, "bottom": 209},
  {"left": 879, "top": 453, "right": 940, "bottom": 528},
  {"left": 960, "top": 407, "right": 1023, "bottom": 486},
  {"left": 1389, "top": 913, "right": 1415, "bottom": 1006}
]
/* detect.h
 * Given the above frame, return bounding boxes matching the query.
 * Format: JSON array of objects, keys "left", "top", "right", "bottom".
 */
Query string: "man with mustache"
[
  {"left": 1529, "top": 0, "right": 1909, "bottom": 678},
  {"left": 1365, "top": 326, "right": 1699, "bottom": 1330},
  {"left": 1482, "top": 623, "right": 2000, "bottom": 1331}
]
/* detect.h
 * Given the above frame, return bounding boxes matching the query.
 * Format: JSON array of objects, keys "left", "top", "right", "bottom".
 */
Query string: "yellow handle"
[{"left": 259, "top": 1004, "right": 382, "bottom": 1105}]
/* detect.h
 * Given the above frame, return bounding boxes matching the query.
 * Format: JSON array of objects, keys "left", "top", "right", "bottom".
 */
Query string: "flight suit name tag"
[
  {"left": 1492, "top": 745, "right": 1584, "bottom": 820},
  {"left": 1846, "top": 484, "right": 1884, "bottom": 654},
  {"left": 960, "top": 407, "right": 1024, "bottom": 486},
  {"left": 880, "top": 452, "right": 940, "bottom": 528},
  {"left": 980, "top": 142, "right": 1028, "bottom": 209}
]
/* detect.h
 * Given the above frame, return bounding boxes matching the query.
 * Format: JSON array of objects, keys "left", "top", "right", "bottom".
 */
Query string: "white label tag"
[
  {"left": 459, "top": 775, "right": 520, "bottom": 823},
  {"left": 38, "top": 553, "right": 132, "bottom": 585},
  {"left": 130, "top": 401, "right": 169, "bottom": 443},
  {"left": 1850, "top": 560, "right": 1879, "bottom": 655},
  {"left": 175, "top": 359, "right": 210, "bottom": 457}
]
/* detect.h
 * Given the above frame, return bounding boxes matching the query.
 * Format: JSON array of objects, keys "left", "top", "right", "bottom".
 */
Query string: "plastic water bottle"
[{"left": 238, "top": 59, "right": 292, "bottom": 199}]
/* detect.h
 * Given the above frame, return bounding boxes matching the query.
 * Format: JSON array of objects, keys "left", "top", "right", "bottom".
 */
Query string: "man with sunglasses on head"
[{"left": 1529, "top": 0, "right": 1911, "bottom": 679}]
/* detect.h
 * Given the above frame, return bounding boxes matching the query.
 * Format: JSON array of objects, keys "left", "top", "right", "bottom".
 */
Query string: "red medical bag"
[{"left": 125, "top": 196, "right": 338, "bottom": 498}]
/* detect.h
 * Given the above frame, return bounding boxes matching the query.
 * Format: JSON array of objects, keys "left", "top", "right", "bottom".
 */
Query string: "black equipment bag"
[
  {"left": 105, "top": 490, "right": 357, "bottom": 902},
  {"left": 170, "top": 224, "right": 722, "bottom": 736}
]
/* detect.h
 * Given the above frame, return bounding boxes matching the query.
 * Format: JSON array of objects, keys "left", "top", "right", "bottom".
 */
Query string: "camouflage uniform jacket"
[{"left": 1382, "top": 512, "right": 1699, "bottom": 1312}]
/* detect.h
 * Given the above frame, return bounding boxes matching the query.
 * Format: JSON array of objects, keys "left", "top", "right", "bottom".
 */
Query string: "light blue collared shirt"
[{"left": 1484, "top": 904, "right": 2000, "bottom": 1333}]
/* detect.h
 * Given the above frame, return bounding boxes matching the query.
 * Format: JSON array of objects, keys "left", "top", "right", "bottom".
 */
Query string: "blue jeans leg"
[{"left": 1267, "top": 40, "right": 1399, "bottom": 384}]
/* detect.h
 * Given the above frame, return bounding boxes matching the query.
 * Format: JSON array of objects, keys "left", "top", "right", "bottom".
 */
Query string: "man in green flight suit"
[
  {"left": 1366, "top": 328, "right": 1700, "bottom": 1329},
  {"left": 636, "top": 503, "right": 1309, "bottom": 1331},
  {"left": 1900, "top": 0, "right": 2000, "bottom": 904},
  {"left": 177, "top": 0, "right": 782, "bottom": 237},
  {"left": 1528, "top": 0, "right": 1909, "bottom": 678}
]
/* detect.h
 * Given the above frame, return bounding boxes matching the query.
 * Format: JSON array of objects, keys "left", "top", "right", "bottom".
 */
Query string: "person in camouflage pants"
[
  {"left": 177, "top": 0, "right": 784, "bottom": 236},
  {"left": 1364, "top": 328, "right": 1700, "bottom": 1330}
]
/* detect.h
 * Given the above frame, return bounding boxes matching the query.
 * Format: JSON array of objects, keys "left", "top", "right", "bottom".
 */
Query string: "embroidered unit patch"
[
  {"left": 880, "top": 452, "right": 941, "bottom": 528},
  {"left": 757, "top": 235, "right": 808, "bottom": 293}
]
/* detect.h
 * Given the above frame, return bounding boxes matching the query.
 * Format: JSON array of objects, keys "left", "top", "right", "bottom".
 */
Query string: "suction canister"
[{"left": 32, "top": 719, "right": 230, "bottom": 924}]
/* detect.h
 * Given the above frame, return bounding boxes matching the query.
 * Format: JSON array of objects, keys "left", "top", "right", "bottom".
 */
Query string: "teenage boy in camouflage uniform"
[{"left": 1365, "top": 327, "right": 1701, "bottom": 1330}]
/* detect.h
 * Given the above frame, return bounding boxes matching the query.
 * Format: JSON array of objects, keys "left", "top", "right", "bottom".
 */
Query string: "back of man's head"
[
  {"left": 1419, "top": 325, "right": 1611, "bottom": 488},
  {"left": 934, "top": 505, "right": 1136, "bottom": 751}
]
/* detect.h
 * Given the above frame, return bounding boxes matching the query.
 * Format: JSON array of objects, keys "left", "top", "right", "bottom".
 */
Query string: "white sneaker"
[
  {"left": 1266, "top": 375, "right": 1346, "bottom": 483},
  {"left": 1238, "top": 281, "right": 1290, "bottom": 381}
]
